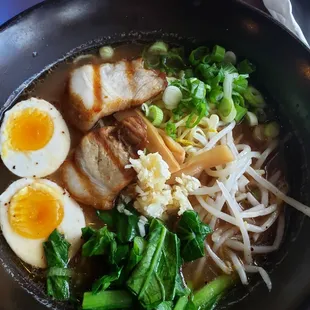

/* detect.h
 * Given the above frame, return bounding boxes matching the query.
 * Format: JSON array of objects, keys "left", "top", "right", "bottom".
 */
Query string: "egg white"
[
  {"left": 0, "top": 178, "right": 86, "bottom": 268},
  {"left": 0, "top": 98, "right": 70, "bottom": 178}
]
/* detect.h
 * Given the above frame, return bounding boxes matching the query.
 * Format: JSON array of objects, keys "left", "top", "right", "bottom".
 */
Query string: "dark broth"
[{"left": 0, "top": 43, "right": 287, "bottom": 298}]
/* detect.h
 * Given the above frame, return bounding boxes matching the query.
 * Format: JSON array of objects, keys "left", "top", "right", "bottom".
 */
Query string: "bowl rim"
[{"left": 0, "top": 0, "right": 310, "bottom": 310}]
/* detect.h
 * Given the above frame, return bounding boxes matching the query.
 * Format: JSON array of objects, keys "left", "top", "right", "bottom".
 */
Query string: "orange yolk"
[
  {"left": 8, "top": 184, "right": 64, "bottom": 239},
  {"left": 7, "top": 108, "right": 54, "bottom": 151}
]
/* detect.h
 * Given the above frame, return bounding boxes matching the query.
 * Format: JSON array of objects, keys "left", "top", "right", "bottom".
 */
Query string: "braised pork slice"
[
  {"left": 68, "top": 58, "right": 167, "bottom": 131},
  {"left": 62, "top": 116, "right": 147, "bottom": 209}
]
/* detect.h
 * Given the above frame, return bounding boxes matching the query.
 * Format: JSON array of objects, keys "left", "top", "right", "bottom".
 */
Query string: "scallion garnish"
[
  {"left": 211, "top": 45, "right": 225, "bottom": 62},
  {"left": 148, "top": 41, "right": 168, "bottom": 55},
  {"left": 264, "top": 122, "right": 280, "bottom": 138},
  {"left": 163, "top": 85, "right": 183, "bottom": 110},
  {"left": 244, "top": 86, "right": 265, "bottom": 108},
  {"left": 99, "top": 46, "right": 114, "bottom": 60},
  {"left": 234, "top": 104, "right": 247, "bottom": 122},
  {"left": 189, "top": 46, "right": 209, "bottom": 66},
  {"left": 147, "top": 105, "right": 164, "bottom": 127},
  {"left": 165, "top": 122, "right": 177, "bottom": 139},
  {"left": 237, "top": 59, "right": 256, "bottom": 74}
]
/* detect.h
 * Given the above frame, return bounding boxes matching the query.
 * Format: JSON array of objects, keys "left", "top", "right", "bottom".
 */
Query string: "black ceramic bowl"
[{"left": 1, "top": 0, "right": 310, "bottom": 309}]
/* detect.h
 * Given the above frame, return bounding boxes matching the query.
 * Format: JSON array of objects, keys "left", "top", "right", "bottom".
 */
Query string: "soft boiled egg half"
[
  {"left": 0, "top": 178, "right": 86, "bottom": 268},
  {"left": 0, "top": 97, "right": 70, "bottom": 178}
]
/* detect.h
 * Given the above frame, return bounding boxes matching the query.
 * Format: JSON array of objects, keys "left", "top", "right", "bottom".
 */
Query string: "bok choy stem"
[{"left": 82, "top": 290, "right": 133, "bottom": 309}]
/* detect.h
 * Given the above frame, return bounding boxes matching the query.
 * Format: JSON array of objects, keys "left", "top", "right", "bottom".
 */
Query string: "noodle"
[
  {"left": 217, "top": 181, "right": 252, "bottom": 264},
  {"left": 247, "top": 167, "right": 310, "bottom": 216},
  {"left": 205, "top": 243, "right": 231, "bottom": 274}
]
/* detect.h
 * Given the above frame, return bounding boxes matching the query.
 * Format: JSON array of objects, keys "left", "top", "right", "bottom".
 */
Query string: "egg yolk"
[
  {"left": 7, "top": 108, "right": 54, "bottom": 151},
  {"left": 8, "top": 184, "right": 64, "bottom": 239}
]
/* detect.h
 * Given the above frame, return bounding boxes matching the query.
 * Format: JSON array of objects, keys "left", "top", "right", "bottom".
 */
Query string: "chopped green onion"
[
  {"left": 221, "top": 62, "right": 237, "bottom": 75},
  {"left": 233, "top": 74, "right": 249, "bottom": 94},
  {"left": 209, "top": 87, "right": 223, "bottom": 103},
  {"left": 162, "top": 85, "right": 183, "bottom": 110},
  {"left": 234, "top": 104, "right": 247, "bottom": 122},
  {"left": 244, "top": 86, "right": 265, "bottom": 108},
  {"left": 141, "top": 103, "right": 150, "bottom": 117},
  {"left": 253, "top": 107, "right": 267, "bottom": 123},
  {"left": 189, "top": 46, "right": 209, "bottom": 66},
  {"left": 218, "top": 97, "right": 237, "bottom": 123},
  {"left": 245, "top": 111, "right": 258, "bottom": 127},
  {"left": 202, "top": 54, "right": 212, "bottom": 64},
  {"left": 165, "top": 122, "right": 177, "bottom": 139},
  {"left": 218, "top": 73, "right": 237, "bottom": 123},
  {"left": 224, "top": 51, "right": 237, "bottom": 65},
  {"left": 237, "top": 59, "right": 256, "bottom": 74},
  {"left": 148, "top": 41, "right": 168, "bottom": 55},
  {"left": 211, "top": 45, "right": 225, "bottom": 62},
  {"left": 264, "top": 122, "right": 280, "bottom": 138},
  {"left": 174, "top": 295, "right": 190, "bottom": 310},
  {"left": 232, "top": 92, "right": 245, "bottom": 107},
  {"left": 82, "top": 290, "right": 133, "bottom": 309},
  {"left": 144, "top": 54, "right": 160, "bottom": 68},
  {"left": 99, "top": 46, "right": 114, "bottom": 61},
  {"left": 147, "top": 105, "right": 164, "bottom": 127},
  {"left": 196, "top": 63, "right": 218, "bottom": 82}
]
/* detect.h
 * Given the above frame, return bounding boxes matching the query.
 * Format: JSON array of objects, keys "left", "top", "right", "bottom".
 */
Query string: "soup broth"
[{"left": 0, "top": 42, "right": 301, "bottom": 310}]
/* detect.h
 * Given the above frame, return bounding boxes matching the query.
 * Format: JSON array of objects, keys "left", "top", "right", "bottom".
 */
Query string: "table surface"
[{"left": 0, "top": 0, "right": 309, "bottom": 310}]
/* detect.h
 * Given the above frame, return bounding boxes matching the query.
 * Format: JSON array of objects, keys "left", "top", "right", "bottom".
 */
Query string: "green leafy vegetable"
[
  {"left": 125, "top": 236, "right": 147, "bottom": 275},
  {"left": 82, "top": 226, "right": 115, "bottom": 257},
  {"left": 176, "top": 211, "right": 212, "bottom": 262},
  {"left": 97, "top": 200, "right": 147, "bottom": 243},
  {"left": 43, "top": 230, "right": 71, "bottom": 300},
  {"left": 109, "top": 242, "right": 130, "bottom": 266},
  {"left": 193, "top": 275, "right": 235, "bottom": 309},
  {"left": 174, "top": 295, "right": 197, "bottom": 310},
  {"left": 81, "top": 226, "right": 96, "bottom": 240},
  {"left": 82, "top": 290, "right": 133, "bottom": 309},
  {"left": 92, "top": 268, "right": 123, "bottom": 294},
  {"left": 156, "top": 301, "right": 174, "bottom": 310},
  {"left": 127, "top": 219, "right": 182, "bottom": 308}
]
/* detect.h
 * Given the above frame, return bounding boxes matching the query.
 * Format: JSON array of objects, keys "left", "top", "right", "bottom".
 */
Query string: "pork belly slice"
[
  {"left": 62, "top": 116, "right": 147, "bottom": 209},
  {"left": 68, "top": 58, "right": 167, "bottom": 131}
]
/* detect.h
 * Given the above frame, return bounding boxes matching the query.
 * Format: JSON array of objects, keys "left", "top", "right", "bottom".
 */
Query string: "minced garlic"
[{"left": 127, "top": 151, "right": 201, "bottom": 218}]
